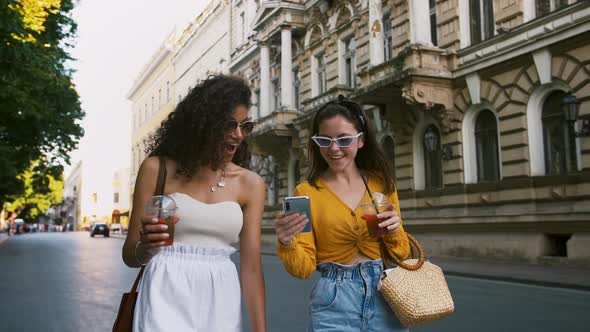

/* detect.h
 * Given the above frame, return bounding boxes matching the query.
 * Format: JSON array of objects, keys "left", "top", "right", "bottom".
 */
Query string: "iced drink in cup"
[
  {"left": 144, "top": 195, "right": 177, "bottom": 246},
  {"left": 360, "top": 193, "right": 392, "bottom": 238}
]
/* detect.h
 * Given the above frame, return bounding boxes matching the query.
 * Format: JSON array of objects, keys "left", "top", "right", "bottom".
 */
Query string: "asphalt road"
[{"left": 1, "top": 233, "right": 589, "bottom": 332}]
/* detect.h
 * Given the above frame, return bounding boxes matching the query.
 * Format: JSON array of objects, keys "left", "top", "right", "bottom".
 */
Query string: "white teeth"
[{"left": 329, "top": 156, "right": 344, "bottom": 160}]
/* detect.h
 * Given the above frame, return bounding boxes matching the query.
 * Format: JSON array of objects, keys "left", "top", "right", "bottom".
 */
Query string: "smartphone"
[{"left": 283, "top": 196, "right": 312, "bottom": 232}]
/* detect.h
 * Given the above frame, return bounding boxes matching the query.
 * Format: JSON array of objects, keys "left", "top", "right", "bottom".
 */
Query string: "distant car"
[
  {"left": 110, "top": 223, "right": 123, "bottom": 234},
  {"left": 90, "top": 223, "right": 109, "bottom": 237}
]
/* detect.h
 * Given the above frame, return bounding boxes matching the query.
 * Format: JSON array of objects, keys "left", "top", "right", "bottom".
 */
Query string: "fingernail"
[
  {"left": 162, "top": 225, "right": 168, "bottom": 230},
  {"left": 163, "top": 233, "right": 169, "bottom": 238}
]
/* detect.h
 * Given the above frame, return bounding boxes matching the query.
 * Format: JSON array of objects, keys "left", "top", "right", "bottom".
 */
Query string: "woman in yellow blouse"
[{"left": 274, "top": 96, "right": 410, "bottom": 331}]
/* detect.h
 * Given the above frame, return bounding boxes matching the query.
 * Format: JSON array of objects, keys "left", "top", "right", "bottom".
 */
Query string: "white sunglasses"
[{"left": 311, "top": 132, "right": 363, "bottom": 148}]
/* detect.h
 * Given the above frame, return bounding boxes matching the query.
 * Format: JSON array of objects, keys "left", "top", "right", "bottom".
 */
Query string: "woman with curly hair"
[{"left": 122, "top": 75, "right": 267, "bottom": 332}]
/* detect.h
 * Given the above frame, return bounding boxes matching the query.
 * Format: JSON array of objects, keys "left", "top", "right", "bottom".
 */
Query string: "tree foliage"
[
  {"left": 0, "top": 0, "right": 84, "bottom": 203},
  {"left": 7, "top": 160, "right": 63, "bottom": 222}
]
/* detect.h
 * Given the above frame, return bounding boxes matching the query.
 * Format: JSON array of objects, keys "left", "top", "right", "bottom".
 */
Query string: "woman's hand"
[
  {"left": 377, "top": 204, "right": 400, "bottom": 234},
  {"left": 139, "top": 216, "right": 171, "bottom": 257},
  {"left": 274, "top": 213, "right": 309, "bottom": 246}
]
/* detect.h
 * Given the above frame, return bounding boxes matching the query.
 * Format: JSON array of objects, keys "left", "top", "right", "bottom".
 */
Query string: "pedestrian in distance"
[
  {"left": 122, "top": 75, "right": 267, "bottom": 332},
  {"left": 274, "top": 96, "right": 411, "bottom": 331}
]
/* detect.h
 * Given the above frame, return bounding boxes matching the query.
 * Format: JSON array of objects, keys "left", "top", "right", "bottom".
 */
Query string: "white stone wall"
[{"left": 174, "top": 1, "right": 231, "bottom": 101}]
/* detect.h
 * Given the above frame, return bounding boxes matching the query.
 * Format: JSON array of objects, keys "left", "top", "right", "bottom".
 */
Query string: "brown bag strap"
[
  {"left": 360, "top": 174, "right": 426, "bottom": 271},
  {"left": 130, "top": 156, "right": 167, "bottom": 292},
  {"left": 155, "top": 156, "right": 167, "bottom": 196}
]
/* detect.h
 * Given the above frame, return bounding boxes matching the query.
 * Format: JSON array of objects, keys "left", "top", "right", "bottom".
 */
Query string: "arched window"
[
  {"left": 475, "top": 110, "right": 500, "bottom": 181},
  {"left": 381, "top": 135, "right": 396, "bottom": 176},
  {"left": 542, "top": 91, "right": 577, "bottom": 175},
  {"left": 423, "top": 125, "right": 443, "bottom": 189}
]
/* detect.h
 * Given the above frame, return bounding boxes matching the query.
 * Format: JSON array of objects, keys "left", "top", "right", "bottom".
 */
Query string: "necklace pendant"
[
  {"left": 217, "top": 180, "right": 225, "bottom": 187},
  {"left": 210, "top": 186, "right": 216, "bottom": 192}
]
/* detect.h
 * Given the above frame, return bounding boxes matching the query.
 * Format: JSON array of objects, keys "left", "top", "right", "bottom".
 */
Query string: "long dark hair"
[
  {"left": 146, "top": 75, "right": 252, "bottom": 177},
  {"left": 307, "top": 98, "right": 396, "bottom": 194}
]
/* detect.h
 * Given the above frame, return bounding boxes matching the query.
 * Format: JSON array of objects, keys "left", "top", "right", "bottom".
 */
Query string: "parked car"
[
  {"left": 110, "top": 223, "right": 123, "bottom": 234},
  {"left": 90, "top": 223, "right": 109, "bottom": 237}
]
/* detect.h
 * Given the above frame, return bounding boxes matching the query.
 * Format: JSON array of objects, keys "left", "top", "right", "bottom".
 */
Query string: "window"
[
  {"left": 316, "top": 53, "right": 327, "bottom": 95},
  {"left": 469, "top": 0, "right": 495, "bottom": 45},
  {"left": 294, "top": 68, "right": 301, "bottom": 111},
  {"left": 166, "top": 81, "right": 170, "bottom": 102},
  {"left": 255, "top": 90, "right": 261, "bottom": 118},
  {"left": 423, "top": 125, "right": 443, "bottom": 189},
  {"left": 344, "top": 38, "right": 356, "bottom": 88},
  {"left": 92, "top": 193, "right": 98, "bottom": 204},
  {"left": 429, "top": 0, "right": 438, "bottom": 46},
  {"left": 536, "top": 0, "right": 568, "bottom": 17},
  {"left": 158, "top": 89, "right": 162, "bottom": 109},
  {"left": 113, "top": 193, "right": 119, "bottom": 204},
  {"left": 383, "top": 14, "right": 393, "bottom": 61},
  {"left": 240, "top": 12, "right": 246, "bottom": 44},
  {"left": 475, "top": 110, "right": 500, "bottom": 181},
  {"left": 381, "top": 135, "right": 396, "bottom": 176},
  {"left": 151, "top": 96, "right": 155, "bottom": 115},
  {"left": 271, "top": 79, "right": 280, "bottom": 111},
  {"left": 143, "top": 105, "right": 147, "bottom": 124},
  {"left": 542, "top": 91, "right": 577, "bottom": 175}
]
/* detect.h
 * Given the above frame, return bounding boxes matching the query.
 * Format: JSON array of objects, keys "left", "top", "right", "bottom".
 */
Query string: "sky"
[{"left": 66, "top": 0, "right": 207, "bottom": 193}]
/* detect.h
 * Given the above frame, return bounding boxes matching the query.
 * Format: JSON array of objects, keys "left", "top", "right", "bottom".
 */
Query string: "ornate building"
[
  {"left": 230, "top": 0, "right": 590, "bottom": 262},
  {"left": 127, "top": 31, "right": 177, "bottom": 191}
]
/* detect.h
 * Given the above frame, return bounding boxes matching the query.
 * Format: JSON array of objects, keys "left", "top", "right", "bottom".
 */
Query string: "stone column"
[
  {"left": 369, "top": 0, "right": 384, "bottom": 66},
  {"left": 260, "top": 43, "right": 271, "bottom": 117},
  {"left": 409, "top": 0, "right": 432, "bottom": 45},
  {"left": 281, "top": 26, "right": 294, "bottom": 110}
]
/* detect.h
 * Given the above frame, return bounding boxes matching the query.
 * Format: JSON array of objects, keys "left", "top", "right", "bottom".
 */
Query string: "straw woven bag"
[{"left": 378, "top": 233, "right": 455, "bottom": 327}]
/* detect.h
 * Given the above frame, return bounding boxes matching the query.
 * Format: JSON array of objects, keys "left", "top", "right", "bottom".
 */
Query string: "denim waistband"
[{"left": 316, "top": 260, "right": 384, "bottom": 281}]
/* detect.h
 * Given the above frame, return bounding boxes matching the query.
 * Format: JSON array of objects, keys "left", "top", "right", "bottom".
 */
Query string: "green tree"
[
  {"left": 0, "top": 0, "right": 84, "bottom": 203},
  {"left": 8, "top": 160, "right": 63, "bottom": 222}
]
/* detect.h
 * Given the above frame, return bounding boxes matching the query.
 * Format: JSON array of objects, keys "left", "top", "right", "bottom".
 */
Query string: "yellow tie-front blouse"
[{"left": 277, "top": 176, "right": 410, "bottom": 279}]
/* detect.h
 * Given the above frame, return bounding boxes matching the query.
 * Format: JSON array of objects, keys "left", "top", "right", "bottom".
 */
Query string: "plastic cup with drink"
[
  {"left": 144, "top": 195, "right": 178, "bottom": 246},
  {"left": 360, "top": 192, "right": 394, "bottom": 238}
]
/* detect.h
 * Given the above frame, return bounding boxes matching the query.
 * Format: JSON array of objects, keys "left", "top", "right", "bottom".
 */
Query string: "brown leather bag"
[{"left": 112, "top": 156, "right": 167, "bottom": 332}]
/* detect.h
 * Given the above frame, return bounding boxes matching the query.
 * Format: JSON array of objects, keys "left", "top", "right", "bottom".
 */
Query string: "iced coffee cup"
[
  {"left": 145, "top": 195, "right": 177, "bottom": 246},
  {"left": 360, "top": 201, "right": 393, "bottom": 238}
]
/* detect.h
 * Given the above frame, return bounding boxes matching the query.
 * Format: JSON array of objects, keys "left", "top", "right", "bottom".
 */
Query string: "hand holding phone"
[{"left": 283, "top": 196, "right": 312, "bottom": 233}]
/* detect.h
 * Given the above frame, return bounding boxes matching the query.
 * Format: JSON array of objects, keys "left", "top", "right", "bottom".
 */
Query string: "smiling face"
[
  {"left": 316, "top": 115, "right": 364, "bottom": 173},
  {"left": 223, "top": 104, "right": 251, "bottom": 162}
]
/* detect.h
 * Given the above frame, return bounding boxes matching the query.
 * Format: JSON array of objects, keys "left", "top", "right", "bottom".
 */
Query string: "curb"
[
  {"left": 442, "top": 271, "right": 590, "bottom": 291},
  {"left": 0, "top": 236, "right": 9, "bottom": 247},
  {"left": 258, "top": 248, "right": 590, "bottom": 291}
]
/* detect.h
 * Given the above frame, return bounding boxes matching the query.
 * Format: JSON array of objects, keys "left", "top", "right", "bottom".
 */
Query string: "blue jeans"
[{"left": 309, "top": 260, "right": 408, "bottom": 332}]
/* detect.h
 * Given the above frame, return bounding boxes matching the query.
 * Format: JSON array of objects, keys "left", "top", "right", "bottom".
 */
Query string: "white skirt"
[{"left": 133, "top": 244, "right": 241, "bottom": 332}]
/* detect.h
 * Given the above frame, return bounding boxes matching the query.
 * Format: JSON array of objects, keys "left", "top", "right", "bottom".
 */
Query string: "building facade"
[
  {"left": 229, "top": 0, "right": 590, "bottom": 262},
  {"left": 127, "top": 31, "right": 177, "bottom": 192},
  {"left": 63, "top": 161, "right": 82, "bottom": 230},
  {"left": 174, "top": 0, "right": 232, "bottom": 102}
]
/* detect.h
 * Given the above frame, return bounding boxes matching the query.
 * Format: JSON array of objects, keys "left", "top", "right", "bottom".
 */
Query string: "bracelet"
[{"left": 134, "top": 241, "right": 147, "bottom": 266}]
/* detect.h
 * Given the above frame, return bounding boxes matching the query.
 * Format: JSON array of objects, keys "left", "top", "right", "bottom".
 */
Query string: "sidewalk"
[
  {"left": 0, "top": 233, "right": 9, "bottom": 246},
  {"left": 259, "top": 241, "right": 590, "bottom": 290}
]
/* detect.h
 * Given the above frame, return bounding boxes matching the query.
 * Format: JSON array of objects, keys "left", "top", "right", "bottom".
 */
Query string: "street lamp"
[
  {"left": 424, "top": 126, "right": 454, "bottom": 160},
  {"left": 562, "top": 93, "right": 579, "bottom": 123},
  {"left": 562, "top": 93, "right": 590, "bottom": 137},
  {"left": 424, "top": 126, "right": 439, "bottom": 153}
]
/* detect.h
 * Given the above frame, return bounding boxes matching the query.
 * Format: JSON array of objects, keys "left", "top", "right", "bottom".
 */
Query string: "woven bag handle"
[
  {"left": 381, "top": 233, "right": 426, "bottom": 271},
  {"left": 129, "top": 156, "right": 167, "bottom": 293}
]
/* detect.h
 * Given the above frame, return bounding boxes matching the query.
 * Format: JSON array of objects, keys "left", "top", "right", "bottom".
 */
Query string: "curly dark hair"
[
  {"left": 307, "top": 99, "right": 397, "bottom": 195},
  {"left": 146, "top": 75, "right": 252, "bottom": 177}
]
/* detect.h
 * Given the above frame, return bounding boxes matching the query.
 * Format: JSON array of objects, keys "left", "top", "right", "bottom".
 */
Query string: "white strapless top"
[{"left": 169, "top": 192, "right": 243, "bottom": 248}]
